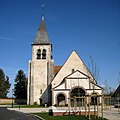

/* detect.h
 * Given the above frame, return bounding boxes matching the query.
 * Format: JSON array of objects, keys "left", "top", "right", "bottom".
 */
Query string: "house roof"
[
  {"left": 113, "top": 85, "right": 120, "bottom": 96},
  {"left": 32, "top": 16, "right": 51, "bottom": 45}
]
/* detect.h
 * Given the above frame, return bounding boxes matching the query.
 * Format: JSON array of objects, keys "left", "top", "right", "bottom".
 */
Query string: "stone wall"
[
  {"left": 0, "top": 98, "right": 14, "bottom": 104},
  {"left": 0, "top": 98, "right": 27, "bottom": 105}
]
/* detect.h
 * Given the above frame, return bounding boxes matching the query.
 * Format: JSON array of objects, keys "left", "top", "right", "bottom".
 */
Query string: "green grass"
[
  {"left": 33, "top": 112, "right": 108, "bottom": 120},
  {"left": 12, "top": 105, "right": 47, "bottom": 108}
]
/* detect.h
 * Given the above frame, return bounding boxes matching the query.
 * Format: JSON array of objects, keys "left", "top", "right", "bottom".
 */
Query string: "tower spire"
[{"left": 32, "top": 0, "right": 50, "bottom": 45}]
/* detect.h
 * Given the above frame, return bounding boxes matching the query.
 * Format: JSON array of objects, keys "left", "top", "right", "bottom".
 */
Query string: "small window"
[
  {"left": 37, "top": 49, "right": 41, "bottom": 59},
  {"left": 42, "top": 49, "right": 46, "bottom": 59}
]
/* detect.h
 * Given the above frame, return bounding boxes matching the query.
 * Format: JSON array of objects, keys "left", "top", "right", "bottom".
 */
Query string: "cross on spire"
[{"left": 41, "top": 0, "right": 45, "bottom": 19}]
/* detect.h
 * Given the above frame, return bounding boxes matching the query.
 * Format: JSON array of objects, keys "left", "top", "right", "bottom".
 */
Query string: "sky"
[{"left": 0, "top": 0, "right": 120, "bottom": 97}]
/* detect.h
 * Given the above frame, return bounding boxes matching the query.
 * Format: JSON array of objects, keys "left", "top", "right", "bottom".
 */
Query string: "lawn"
[
  {"left": 12, "top": 105, "right": 47, "bottom": 108},
  {"left": 34, "top": 113, "right": 107, "bottom": 120}
]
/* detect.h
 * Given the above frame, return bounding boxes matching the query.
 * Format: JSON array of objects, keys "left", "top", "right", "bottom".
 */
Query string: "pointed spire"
[
  {"left": 33, "top": 16, "right": 50, "bottom": 45},
  {"left": 38, "top": 15, "right": 46, "bottom": 32}
]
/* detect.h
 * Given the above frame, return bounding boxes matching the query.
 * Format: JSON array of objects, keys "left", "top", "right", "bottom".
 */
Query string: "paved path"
[
  {"left": 102, "top": 109, "right": 120, "bottom": 120},
  {"left": 0, "top": 107, "right": 39, "bottom": 120}
]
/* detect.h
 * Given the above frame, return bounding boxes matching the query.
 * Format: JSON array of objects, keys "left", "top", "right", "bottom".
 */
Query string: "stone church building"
[{"left": 27, "top": 16, "right": 103, "bottom": 106}]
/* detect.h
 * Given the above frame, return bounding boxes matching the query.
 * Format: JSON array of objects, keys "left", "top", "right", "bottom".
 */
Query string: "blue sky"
[{"left": 0, "top": 0, "right": 120, "bottom": 97}]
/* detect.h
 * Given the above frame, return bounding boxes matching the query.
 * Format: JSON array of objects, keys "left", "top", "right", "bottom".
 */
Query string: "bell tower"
[{"left": 27, "top": 16, "right": 54, "bottom": 105}]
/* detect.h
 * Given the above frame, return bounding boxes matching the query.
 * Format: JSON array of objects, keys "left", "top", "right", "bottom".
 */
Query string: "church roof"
[
  {"left": 52, "top": 50, "right": 96, "bottom": 88},
  {"left": 33, "top": 16, "right": 50, "bottom": 45}
]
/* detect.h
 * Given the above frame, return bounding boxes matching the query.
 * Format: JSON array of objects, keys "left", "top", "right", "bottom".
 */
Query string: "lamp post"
[
  {"left": 12, "top": 89, "right": 14, "bottom": 108},
  {"left": 109, "top": 87, "right": 111, "bottom": 95}
]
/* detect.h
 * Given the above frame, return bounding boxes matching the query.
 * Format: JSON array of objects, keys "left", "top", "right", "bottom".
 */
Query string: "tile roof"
[
  {"left": 54, "top": 66, "right": 62, "bottom": 76},
  {"left": 33, "top": 16, "right": 50, "bottom": 45}
]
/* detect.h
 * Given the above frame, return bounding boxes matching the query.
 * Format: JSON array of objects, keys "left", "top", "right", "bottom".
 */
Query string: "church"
[{"left": 27, "top": 15, "right": 103, "bottom": 106}]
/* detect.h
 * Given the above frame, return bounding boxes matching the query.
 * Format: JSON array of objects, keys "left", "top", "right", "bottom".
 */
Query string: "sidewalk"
[
  {"left": 101, "top": 109, "right": 120, "bottom": 120},
  {"left": 8, "top": 107, "right": 49, "bottom": 113}
]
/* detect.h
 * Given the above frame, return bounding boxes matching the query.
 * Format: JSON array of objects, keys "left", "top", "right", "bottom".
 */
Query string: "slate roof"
[{"left": 33, "top": 16, "right": 50, "bottom": 45}]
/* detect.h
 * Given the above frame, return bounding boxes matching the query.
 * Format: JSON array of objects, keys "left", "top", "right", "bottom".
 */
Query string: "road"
[
  {"left": 2, "top": 105, "right": 120, "bottom": 120},
  {"left": 0, "top": 107, "right": 39, "bottom": 120}
]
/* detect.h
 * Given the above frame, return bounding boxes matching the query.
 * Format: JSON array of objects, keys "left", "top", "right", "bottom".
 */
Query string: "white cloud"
[{"left": 0, "top": 36, "right": 20, "bottom": 42}]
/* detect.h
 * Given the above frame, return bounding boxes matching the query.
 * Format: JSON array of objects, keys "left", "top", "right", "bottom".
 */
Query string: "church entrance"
[
  {"left": 57, "top": 93, "right": 66, "bottom": 106},
  {"left": 70, "top": 87, "right": 85, "bottom": 107},
  {"left": 91, "top": 93, "right": 99, "bottom": 105}
]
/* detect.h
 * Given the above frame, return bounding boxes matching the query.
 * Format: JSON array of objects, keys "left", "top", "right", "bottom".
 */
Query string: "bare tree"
[
  {"left": 104, "top": 79, "right": 109, "bottom": 95},
  {"left": 88, "top": 55, "right": 100, "bottom": 84}
]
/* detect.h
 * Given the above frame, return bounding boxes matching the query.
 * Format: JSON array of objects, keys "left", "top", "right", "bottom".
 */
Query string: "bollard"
[{"left": 19, "top": 104, "right": 20, "bottom": 110}]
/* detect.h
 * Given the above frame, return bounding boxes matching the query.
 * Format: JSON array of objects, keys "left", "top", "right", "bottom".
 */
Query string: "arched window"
[
  {"left": 70, "top": 87, "right": 85, "bottom": 107},
  {"left": 57, "top": 93, "right": 66, "bottom": 106},
  {"left": 70, "top": 88, "right": 85, "bottom": 98},
  {"left": 42, "top": 49, "right": 46, "bottom": 59},
  {"left": 37, "top": 49, "right": 41, "bottom": 59}
]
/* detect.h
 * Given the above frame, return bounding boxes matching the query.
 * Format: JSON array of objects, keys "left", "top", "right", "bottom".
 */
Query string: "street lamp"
[
  {"left": 12, "top": 89, "right": 14, "bottom": 108},
  {"left": 109, "top": 87, "right": 111, "bottom": 95}
]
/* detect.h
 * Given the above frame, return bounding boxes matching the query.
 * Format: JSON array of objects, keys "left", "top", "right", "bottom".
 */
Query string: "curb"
[{"left": 31, "top": 114, "right": 45, "bottom": 120}]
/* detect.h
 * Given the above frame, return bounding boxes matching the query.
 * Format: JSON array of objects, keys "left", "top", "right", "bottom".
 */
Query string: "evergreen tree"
[
  {"left": 0, "top": 68, "right": 11, "bottom": 98},
  {"left": 14, "top": 70, "right": 27, "bottom": 99}
]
